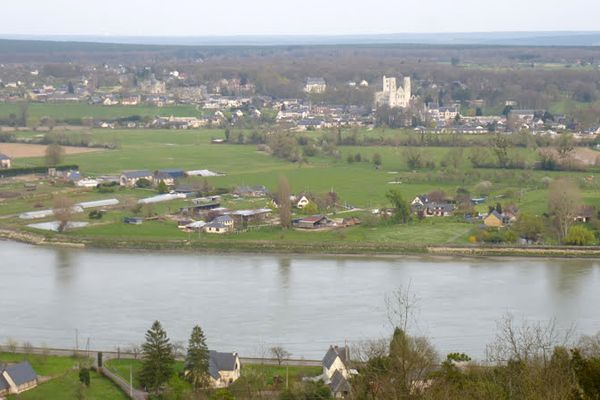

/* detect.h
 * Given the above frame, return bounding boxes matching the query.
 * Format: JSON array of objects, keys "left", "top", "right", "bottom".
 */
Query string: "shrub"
[
  {"left": 79, "top": 367, "right": 90, "bottom": 386},
  {"left": 564, "top": 225, "right": 595, "bottom": 246},
  {"left": 97, "top": 186, "right": 115, "bottom": 193},
  {"left": 136, "top": 178, "right": 152, "bottom": 188},
  {"left": 89, "top": 210, "right": 104, "bottom": 220},
  {"left": 0, "top": 164, "right": 79, "bottom": 177}
]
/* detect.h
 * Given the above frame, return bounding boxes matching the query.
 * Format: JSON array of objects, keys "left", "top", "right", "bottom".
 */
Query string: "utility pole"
[
  {"left": 75, "top": 329, "right": 79, "bottom": 355},
  {"left": 286, "top": 365, "right": 289, "bottom": 390},
  {"left": 130, "top": 365, "right": 133, "bottom": 397}
]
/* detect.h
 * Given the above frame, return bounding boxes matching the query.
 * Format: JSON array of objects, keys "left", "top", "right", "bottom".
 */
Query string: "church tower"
[{"left": 403, "top": 76, "right": 411, "bottom": 103}]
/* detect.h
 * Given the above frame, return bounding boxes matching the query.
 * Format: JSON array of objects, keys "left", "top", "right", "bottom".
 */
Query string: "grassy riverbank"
[{"left": 5, "top": 229, "right": 600, "bottom": 258}]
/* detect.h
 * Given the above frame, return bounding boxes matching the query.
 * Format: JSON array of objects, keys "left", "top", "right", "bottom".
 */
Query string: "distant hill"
[{"left": 2, "top": 31, "right": 600, "bottom": 47}]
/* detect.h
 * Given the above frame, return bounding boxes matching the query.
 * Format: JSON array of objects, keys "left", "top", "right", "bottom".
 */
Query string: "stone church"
[{"left": 375, "top": 75, "right": 411, "bottom": 108}]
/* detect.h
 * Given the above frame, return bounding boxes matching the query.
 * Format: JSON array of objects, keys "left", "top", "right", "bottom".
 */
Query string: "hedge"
[{"left": 0, "top": 164, "right": 79, "bottom": 177}]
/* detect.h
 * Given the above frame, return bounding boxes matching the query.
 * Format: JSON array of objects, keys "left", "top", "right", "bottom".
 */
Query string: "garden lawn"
[
  {"left": 233, "top": 363, "right": 321, "bottom": 387},
  {"left": 9, "top": 370, "right": 128, "bottom": 400},
  {"left": 0, "top": 352, "right": 79, "bottom": 377}
]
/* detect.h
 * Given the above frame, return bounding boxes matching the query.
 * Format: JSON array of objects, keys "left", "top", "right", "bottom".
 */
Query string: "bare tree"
[
  {"left": 5, "top": 338, "right": 18, "bottom": 353},
  {"left": 548, "top": 178, "right": 582, "bottom": 241},
  {"left": 277, "top": 175, "right": 292, "bottom": 229},
  {"left": 53, "top": 195, "right": 76, "bottom": 233},
  {"left": 556, "top": 133, "right": 575, "bottom": 160},
  {"left": 486, "top": 313, "right": 574, "bottom": 365},
  {"left": 385, "top": 283, "right": 419, "bottom": 334},
  {"left": 577, "top": 332, "right": 600, "bottom": 357},
  {"left": 269, "top": 346, "right": 291, "bottom": 365}
]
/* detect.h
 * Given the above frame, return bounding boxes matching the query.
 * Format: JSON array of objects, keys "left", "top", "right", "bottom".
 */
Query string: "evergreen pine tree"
[
  {"left": 185, "top": 325, "right": 210, "bottom": 389},
  {"left": 139, "top": 320, "right": 175, "bottom": 393},
  {"left": 157, "top": 180, "right": 168, "bottom": 194}
]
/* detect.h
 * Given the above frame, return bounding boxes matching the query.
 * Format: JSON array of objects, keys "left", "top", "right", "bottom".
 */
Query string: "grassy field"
[{"left": 0, "top": 103, "right": 204, "bottom": 125}]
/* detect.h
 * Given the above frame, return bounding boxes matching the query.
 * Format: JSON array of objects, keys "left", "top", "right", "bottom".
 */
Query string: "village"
[{"left": 2, "top": 59, "right": 600, "bottom": 137}]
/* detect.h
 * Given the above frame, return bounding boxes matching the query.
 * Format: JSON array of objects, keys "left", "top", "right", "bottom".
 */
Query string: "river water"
[{"left": 1, "top": 241, "right": 599, "bottom": 359}]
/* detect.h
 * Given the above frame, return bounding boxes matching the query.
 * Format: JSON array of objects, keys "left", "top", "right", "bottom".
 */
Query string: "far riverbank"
[{"left": 3, "top": 228, "right": 600, "bottom": 259}]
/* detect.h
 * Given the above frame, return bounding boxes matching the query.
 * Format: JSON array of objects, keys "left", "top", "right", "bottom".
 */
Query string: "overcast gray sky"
[{"left": 2, "top": 0, "right": 599, "bottom": 36}]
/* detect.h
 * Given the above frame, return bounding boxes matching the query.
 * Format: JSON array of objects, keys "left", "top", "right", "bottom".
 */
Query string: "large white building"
[
  {"left": 304, "top": 77, "right": 327, "bottom": 94},
  {"left": 375, "top": 75, "right": 411, "bottom": 108}
]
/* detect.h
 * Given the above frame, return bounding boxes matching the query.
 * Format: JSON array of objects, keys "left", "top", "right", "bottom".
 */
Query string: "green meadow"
[{"left": 0, "top": 103, "right": 204, "bottom": 125}]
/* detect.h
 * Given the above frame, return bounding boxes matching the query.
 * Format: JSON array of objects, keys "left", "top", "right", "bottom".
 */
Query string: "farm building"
[
  {"left": 224, "top": 208, "right": 272, "bottom": 226},
  {"left": 180, "top": 203, "right": 222, "bottom": 217},
  {"left": 120, "top": 170, "right": 153, "bottom": 187},
  {"left": 154, "top": 169, "right": 185, "bottom": 186},
  {"left": 204, "top": 215, "right": 234, "bottom": 234},
  {"left": 293, "top": 215, "right": 333, "bottom": 229}
]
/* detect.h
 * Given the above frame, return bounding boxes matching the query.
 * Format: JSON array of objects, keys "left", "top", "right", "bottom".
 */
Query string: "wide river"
[{"left": 1, "top": 240, "right": 599, "bottom": 360}]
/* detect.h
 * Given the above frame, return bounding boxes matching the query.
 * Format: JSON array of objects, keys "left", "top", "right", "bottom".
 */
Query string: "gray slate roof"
[
  {"left": 329, "top": 370, "right": 351, "bottom": 394},
  {"left": 0, "top": 361, "right": 37, "bottom": 389},
  {"left": 0, "top": 153, "right": 11, "bottom": 160},
  {"left": 323, "top": 346, "right": 349, "bottom": 370},
  {"left": 122, "top": 170, "right": 152, "bottom": 179},
  {"left": 213, "top": 215, "right": 233, "bottom": 224},
  {"left": 208, "top": 351, "right": 238, "bottom": 380}
]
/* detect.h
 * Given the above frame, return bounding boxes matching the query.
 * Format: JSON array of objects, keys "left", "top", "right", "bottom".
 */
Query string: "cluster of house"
[
  {"left": 0, "top": 361, "right": 38, "bottom": 396},
  {"left": 275, "top": 99, "right": 373, "bottom": 131},
  {"left": 409, "top": 193, "right": 520, "bottom": 227},
  {"left": 415, "top": 105, "right": 600, "bottom": 136}
]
